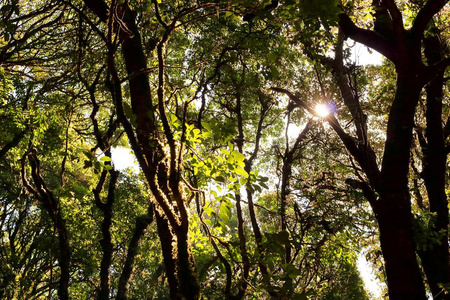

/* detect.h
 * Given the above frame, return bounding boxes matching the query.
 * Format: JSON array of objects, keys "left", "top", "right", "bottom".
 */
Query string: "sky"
[
  {"left": 352, "top": 42, "right": 384, "bottom": 66},
  {"left": 111, "top": 147, "right": 139, "bottom": 173},
  {"left": 358, "top": 252, "right": 384, "bottom": 298}
]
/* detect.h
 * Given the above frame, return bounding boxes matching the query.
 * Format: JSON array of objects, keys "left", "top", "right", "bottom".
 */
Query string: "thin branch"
[{"left": 152, "top": 0, "right": 169, "bottom": 30}]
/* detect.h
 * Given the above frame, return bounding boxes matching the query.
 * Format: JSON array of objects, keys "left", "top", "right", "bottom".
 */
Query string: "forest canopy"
[{"left": 1, "top": 0, "right": 450, "bottom": 299}]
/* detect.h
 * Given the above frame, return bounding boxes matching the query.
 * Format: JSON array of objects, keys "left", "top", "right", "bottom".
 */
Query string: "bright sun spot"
[
  {"left": 111, "top": 147, "right": 139, "bottom": 173},
  {"left": 315, "top": 103, "right": 330, "bottom": 118}
]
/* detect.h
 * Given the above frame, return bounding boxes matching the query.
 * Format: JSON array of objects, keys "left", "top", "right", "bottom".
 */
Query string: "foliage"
[{"left": 1, "top": 0, "right": 449, "bottom": 299}]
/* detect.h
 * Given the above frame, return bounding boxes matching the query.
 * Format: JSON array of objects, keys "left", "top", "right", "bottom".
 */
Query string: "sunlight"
[
  {"left": 357, "top": 252, "right": 384, "bottom": 298},
  {"left": 111, "top": 147, "right": 139, "bottom": 173},
  {"left": 352, "top": 42, "right": 384, "bottom": 66},
  {"left": 315, "top": 103, "right": 330, "bottom": 118}
]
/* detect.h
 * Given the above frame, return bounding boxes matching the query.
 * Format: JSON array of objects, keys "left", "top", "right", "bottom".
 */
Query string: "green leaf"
[
  {"left": 227, "top": 141, "right": 234, "bottom": 151},
  {"left": 260, "top": 176, "right": 269, "bottom": 182},
  {"left": 232, "top": 150, "right": 245, "bottom": 163},
  {"left": 83, "top": 150, "right": 94, "bottom": 159},
  {"left": 215, "top": 176, "right": 226, "bottom": 183},
  {"left": 219, "top": 202, "right": 231, "bottom": 225},
  {"left": 233, "top": 167, "right": 248, "bottom": 178},
  {"left": 268, "top": 52, "right": 278, "bottom": 63},
  {"left": 202, "top": 122, "right": 211, "bottom": 131},
  {"left": 203, "top": 206, "right": 214, "bottom": 215},
  {"left": 123, "top": 102, "right": 133, "bottom": 119},
  {"left": 192, "top": 128, "right": 201, "bottom": 137},
  {"left": 169, "top": 113, "right": 178, "bottom": 123}
]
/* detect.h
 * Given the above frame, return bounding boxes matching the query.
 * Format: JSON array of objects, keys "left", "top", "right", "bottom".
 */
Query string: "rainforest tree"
[{"left": 1, "top": 0, "right": 449, "bottom": 299}]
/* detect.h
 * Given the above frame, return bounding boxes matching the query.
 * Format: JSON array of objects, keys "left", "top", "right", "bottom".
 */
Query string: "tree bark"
[
  {"left": 96, "top": 169, "right": 119, "bottom": 300},
  {"left": 155, "top": 211, "right": 180, "bottom": 300},
  {"left": 117, "top": 207, "right": 153, "bottom": 299},
  {"left": 0, "top": 129, "right": 26, "bottom": 160},
  {"left": 234, "top": 192, "right": 250, "bottom": 299},
  {"left": 417, "top": 32, "right": 450, "bottom": 299},
  {"left": 375, "top": 70, "right": 427, "bottom": 299},
  {"left": 25, "top": 151, "right": 71, "bottom": 300},
  {"left": 336, "top": 3, "right": 443, "bottom": 297},
  {"left": 375, "top": 194, "right": 426, "bottom": 299}
]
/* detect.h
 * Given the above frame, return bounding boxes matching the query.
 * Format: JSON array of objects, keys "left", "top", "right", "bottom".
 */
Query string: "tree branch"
[
  {"left": 345, "top": 178, "right": 379, "bottom": 209},
  {"left": 338, "top": 13, "right": 395, "bottom": 61},
  {"left": 25, "top": 149, "right": 70, "bottom": 300},
  {"left": 411, "top": 0, "right": 449, "bottom": 40},
  {"left": 0, "top": 129, "right": 26, "bottom": 160},
  {"left": 383, "top": 0, "right": 404, "bottom": 35}
]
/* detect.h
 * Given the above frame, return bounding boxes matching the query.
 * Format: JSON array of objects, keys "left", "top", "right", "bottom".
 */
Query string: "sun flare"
[{"left": 315, "top": 103, "right": 330, "bottom": 118}]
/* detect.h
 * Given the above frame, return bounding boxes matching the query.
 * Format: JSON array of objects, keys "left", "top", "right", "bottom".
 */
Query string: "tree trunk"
[
  {"left": 234, "top": 192, "right": 250, "bottom": 299},
  {"left": 417, "top": 33, "right": 450, "bottom": 299},
  {"left": 376, "top": 72, "right": 427, "bottom": 299},
  {"left": 117, "top": 207, "right": 153, "bottom": 299},
  {"left": 96, "top": 170, "right": 118, "bottom": 300},
  {"left": 82, "top": 1, "right": 200, "bottom": 298},
  {"left": 375, "top": 194, "right": 427, "bottom": 299},
  {"left": 155, "top": 211, "right": 180, "bottom": 299},
  {"left": 175, "top": 225, "right": 200, "bottom": 300},
  {"left": 26, "top": 151, "right": 71, "bottom": 300}
]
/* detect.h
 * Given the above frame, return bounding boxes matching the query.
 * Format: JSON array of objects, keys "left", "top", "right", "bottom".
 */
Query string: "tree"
[
  {"left": 2, "top": 0, "right": 449, "bottom": 299},
  {"left": 272, "top": 0, "right": 450, "bottom": 298}
]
